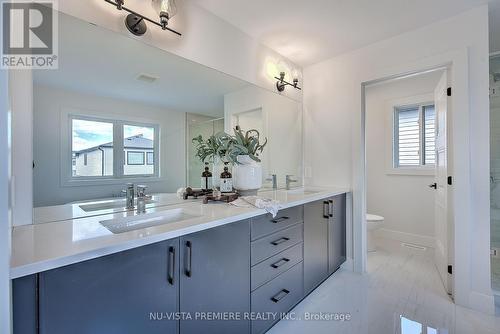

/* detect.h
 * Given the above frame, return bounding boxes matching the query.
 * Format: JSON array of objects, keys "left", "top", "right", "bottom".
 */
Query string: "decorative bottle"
[
  {"left": 220, "top": 162, "right": 233, "bottom": 193},
  {"left": 201, "top": 162, "right": 213, "bottom": 191}
]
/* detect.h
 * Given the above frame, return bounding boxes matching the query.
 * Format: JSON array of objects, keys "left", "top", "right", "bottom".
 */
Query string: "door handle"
[
  {"left": 429, "top": 183, "right": 437, "bottom": 189},
  {"left": 270, "top": 289, "right": 290, "bottom": 303},
  {"left": 270, "top": 257, "right": 290, "bottom": 269},
  {"left": 168, "top": 246, "right": 175, "bottom": 285},
  {"left": 323, "top": 201, "right": 329, "bottom": 218},
  {"left": 271, "top": 237, "right": 290, "bottom": 246},
  {"left": 184, "top": 241, "right": 192, "bottom": 278},
  {"left": 271, "top": 216, "right": 290, "bottom": 223},
  {"left": 329, "top": 200, "right": 334, "bottom": 218}
]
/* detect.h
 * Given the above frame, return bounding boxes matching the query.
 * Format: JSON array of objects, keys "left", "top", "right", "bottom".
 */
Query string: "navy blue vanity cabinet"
[
  {"left": 179, "top": 220, "right": 251, "bottom": 334},
  {"left": 304, "top": 195, "right": 347, "bottom": 294},
  {"left": 38, "top": 239, "right": 180, "bottom": 334},
  {"left": 303, "top": 199, "right": 329, "bottom": 294},
  {"left": 12, "top": 274, "right": 38, "bottom": 334},
  {"left": 328, "top": 193, "right": 347, "bottom": 274}
]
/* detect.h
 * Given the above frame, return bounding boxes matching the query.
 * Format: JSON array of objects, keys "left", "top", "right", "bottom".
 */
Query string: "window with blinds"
[{"left": 394, "top": 103, "right": 436, "bottom": 168}]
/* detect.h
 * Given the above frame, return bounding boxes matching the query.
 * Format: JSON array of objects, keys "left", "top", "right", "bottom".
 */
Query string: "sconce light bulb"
[
  {"left": 279, "top": 72, "right": 285, "bottom": 81},
  {"left": 152, "top": 0, "right": 177, "bottom": 28},
  {"left": 293, "top": 78, "right": 298, "bottom": 87}
]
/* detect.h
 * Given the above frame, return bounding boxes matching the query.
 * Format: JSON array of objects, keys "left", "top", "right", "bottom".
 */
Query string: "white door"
[{"left": 433, "top": 71, "right": 452, "bottom": 295}]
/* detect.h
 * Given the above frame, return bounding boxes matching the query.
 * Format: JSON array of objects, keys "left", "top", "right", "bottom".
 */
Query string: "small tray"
[
  {"left": 203, "top": 192, "right": 239, "bottom": 204},
  {"left": 183, "top": 187, "right": 212, "bottom": 200}
]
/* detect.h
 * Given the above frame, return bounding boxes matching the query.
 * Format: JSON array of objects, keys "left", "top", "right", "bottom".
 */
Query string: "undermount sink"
[
  {"left": 100, "top": 208, "right": 199, "bottom": 234},
  {"left": 286, "top": 188, "right": 321, "bottom": 195},
  {"left": 79, "top": 199, "right": 156, "bottom": 212}
]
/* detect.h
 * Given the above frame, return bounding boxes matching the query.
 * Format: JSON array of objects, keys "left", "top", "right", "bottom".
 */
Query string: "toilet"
[{"left": 366, "top": 214, "right": 384, "bottom": 252}]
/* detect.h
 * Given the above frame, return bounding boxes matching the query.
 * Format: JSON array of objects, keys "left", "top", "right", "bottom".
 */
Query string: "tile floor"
[{"left": 268, "top": 237, "right": 500, "bottom": 334}]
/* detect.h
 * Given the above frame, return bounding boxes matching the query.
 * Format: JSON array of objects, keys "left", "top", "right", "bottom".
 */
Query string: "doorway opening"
[
  {"left": 363, "top": 68, "right": 453, "bottom": 299},
  {"left": 490, "top": 54, "right": 500, "bottom": 299}
]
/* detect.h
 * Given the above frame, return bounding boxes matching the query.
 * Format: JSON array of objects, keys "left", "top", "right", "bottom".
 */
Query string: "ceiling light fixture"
[
  {"left": 104, "top": 0, "right": 181, "bottom": 37},
  {"left": 275, "top": 72, "right": 301, "bottom": 92}
]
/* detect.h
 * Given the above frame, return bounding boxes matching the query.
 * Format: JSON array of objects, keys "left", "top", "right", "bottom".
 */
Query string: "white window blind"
[
  {"left": 423, "top": 105, "right": 436, "bottom": 165},
  {"left": 396, "top": 106, "right": 420, "bottom": 167},
  {"left": 394, "top": 104, "right": 435, "bottom": 168}
]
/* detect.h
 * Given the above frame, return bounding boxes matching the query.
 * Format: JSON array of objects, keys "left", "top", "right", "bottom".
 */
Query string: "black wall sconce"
[
  {"left": 275, "top": 72, "right": 301, "bottom": 92},
  {"left": 105, "top": 0, "right": 182, "bottom": 36}
]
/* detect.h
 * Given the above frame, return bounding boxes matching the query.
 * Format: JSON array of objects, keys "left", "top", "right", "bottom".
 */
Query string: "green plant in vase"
[
  {"left": 221, "top": 127, "right": 268, "bottom": 165},
  {"left": 222, "top": 127, "right": 267, "bottom": 195}
]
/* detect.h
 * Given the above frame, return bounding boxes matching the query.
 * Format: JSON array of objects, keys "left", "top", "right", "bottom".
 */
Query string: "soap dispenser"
[
  {"left": 201, "top": 162, "right": 213, "bottom": 191},
  {"left": 220, "top": 162, "right": 233, "bottom": 193}
]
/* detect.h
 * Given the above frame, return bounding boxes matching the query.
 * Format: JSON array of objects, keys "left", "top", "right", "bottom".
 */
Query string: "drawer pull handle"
[
  {"left": 329, "top": 200, "right": 334, "bottom": 218},
  {"left": 271, "top": 216, "right": 290, "bottom": 223},
  {"left": 271, "top": 258, "right": 290, "bottom": 268},
  {"left": 271, "top": 237, "right": 290, "bottom": 246},
  {"left": 323, "top": 201, "right": 329, "bottom": 219},
  {"left": 168, "top": 246, "right": 175, "bottom": 285},
  {"left": 184, "top": 241, "right": 192, "bottom": 278},
  {"left": 271, "top": 289, "right": 290, "bottom": 303}
]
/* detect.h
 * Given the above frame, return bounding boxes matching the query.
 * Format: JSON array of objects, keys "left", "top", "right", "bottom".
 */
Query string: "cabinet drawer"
[
  {"left": 251, "top": 223, "right": 303, "bottom": 266},
  {"left": 251, "top": 206, "right": 303, "bottom": 240},
  {"left": 251, "top": 263, "right": 304, "bottom": 334},
  {"left": 251, "top": 242, "right": 303, "bottom": 291}
]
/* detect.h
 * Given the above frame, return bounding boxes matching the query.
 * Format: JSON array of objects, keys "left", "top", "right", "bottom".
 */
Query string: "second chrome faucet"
[{"left": 265, "top": 174, "right": 299, "bottom": 190}]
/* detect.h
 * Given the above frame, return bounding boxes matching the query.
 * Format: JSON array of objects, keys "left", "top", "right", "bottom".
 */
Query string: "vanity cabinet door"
[
  {"left": 180, "top": 220, "right": 250, "bottom": 334},
  {"left": 303, "top": 200, "right": 329, "bottom": 294},
  {"left": 39, "top": 239, "right": 180, "bottom": 334},
  {"left": 328, "top": 193, "right": 347, "bottom": 274},
  {"left": 12, "top": 274, "right": 37, "bottom": 334}
]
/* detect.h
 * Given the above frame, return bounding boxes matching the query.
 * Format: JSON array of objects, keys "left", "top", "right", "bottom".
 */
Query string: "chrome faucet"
[
  {"left": 285, "top": 175, "right": 298, "bottom": 190},
  {"left": 266, "top": 174, "right": 278, "bottom": 190},
  {"left": 136, "top": 185, "right": 147, "bottom": 214},
  {"left": 124, "top": 183, "right": 135, "bottom": 210}
]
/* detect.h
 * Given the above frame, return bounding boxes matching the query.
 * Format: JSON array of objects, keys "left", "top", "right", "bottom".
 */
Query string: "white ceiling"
[
  {"left": 34, "top": 12, "right": 249, "bottom": 117},
  {"left": 193, "top": 0, "right": 496, "bottom": 66}
]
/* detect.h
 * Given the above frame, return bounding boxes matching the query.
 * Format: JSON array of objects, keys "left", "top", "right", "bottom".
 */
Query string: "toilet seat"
[
  {"left": 367, "top": 214, "right": 384, "bottom": 222},
  {"left": 366, "top": 214, "right": 384, "bottom": 252}
]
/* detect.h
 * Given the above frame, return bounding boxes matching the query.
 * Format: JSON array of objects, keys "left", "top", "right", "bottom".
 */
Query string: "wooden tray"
[{"left": 203, "top": 192, "right": 239, "bottom": 204}]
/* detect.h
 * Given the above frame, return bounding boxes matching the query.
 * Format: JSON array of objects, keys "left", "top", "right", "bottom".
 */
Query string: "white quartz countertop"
[{"left": 11, "top": 187, "right": 350, "bottom": 279}]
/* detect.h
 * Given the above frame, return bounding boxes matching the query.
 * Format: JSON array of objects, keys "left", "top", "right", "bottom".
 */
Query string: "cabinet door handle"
[
  {"left": 168, "top": 246, "right": 175, "bottom": 285},
  {"left": 329, "top": 200, "right": 334, "bottom": 218},
  {"left": 271, "top": 237, "right": 290, "bottom": 246},
  {"left": 270, "top": 289, "right": 290, "bottom": 303},
  {"left": 270, "top": 257, "right": 290, "bottom": 268},
  {"left": 323, "top": 201, "right": 329, "bottom": 218},
  {"left": 184, "top": 241, "right": 192, "bottom": 278},
  {"left": 271, "top": 216, "right": 289, "bottom": 223}
]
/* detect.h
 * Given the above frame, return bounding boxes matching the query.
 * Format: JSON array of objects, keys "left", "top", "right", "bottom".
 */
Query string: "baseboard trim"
[
  {"left": 374, "top": 228, "right": 435, "bottom": 248},
  {"left": 341, "top": 257, "right": 354, "bottom": 272},
  {"left": 467, "top": 290, "right": 495, "bottom": 315}
]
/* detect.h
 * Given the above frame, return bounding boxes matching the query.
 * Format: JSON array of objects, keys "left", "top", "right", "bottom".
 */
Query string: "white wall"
[
  {"left": 33, "top": 85, "right": 186, "bottom": 207},
  {"left": 0, "top": 68, "right": 12, "bottom": 333},
  {"left": 57, "top": 0, "right": 302, "bottom": 103},
  {"left": 366, "top": 72, "right": 442, "bottom": 247},
  {"left": 224, "top": 86, "right": 303, "bottom": 188},
  {"left": 304, "top": 6, "right": 492, "bottom": 313}
]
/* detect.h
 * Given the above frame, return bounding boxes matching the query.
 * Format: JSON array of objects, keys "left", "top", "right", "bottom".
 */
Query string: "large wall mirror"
[{"left": 25, "top": 10, "right": 302, "bottom": 223}]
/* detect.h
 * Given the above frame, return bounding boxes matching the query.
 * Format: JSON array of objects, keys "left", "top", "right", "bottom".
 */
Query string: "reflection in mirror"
[{"left": 29, "top": 10, "right": 302, "bottom": 223}]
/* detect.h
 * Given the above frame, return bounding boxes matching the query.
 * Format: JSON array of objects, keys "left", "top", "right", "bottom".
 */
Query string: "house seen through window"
[
  {"left": 393, "top": 103, "right": 436, "bottom": 168},
  {"left": 71, "top": 117, "right": 157, "bottom": 178}
]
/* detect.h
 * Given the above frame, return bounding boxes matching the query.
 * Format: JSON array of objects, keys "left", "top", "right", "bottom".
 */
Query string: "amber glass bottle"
[
  {"left": 201, "top": 162, "right": 212, "bottom": 190},
  {"left": 220, "top": 162, "right": 233, "bottom": 193}
]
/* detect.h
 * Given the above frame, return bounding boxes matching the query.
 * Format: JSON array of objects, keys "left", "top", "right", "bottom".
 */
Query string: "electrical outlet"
[{"left": 492, "top": 248, "right": 499, "bottom": 258}]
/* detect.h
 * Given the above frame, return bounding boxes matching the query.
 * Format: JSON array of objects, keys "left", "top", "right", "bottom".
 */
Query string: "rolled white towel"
[{"left": 230, "top": 196, "right": 280, "bottom": 217}]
